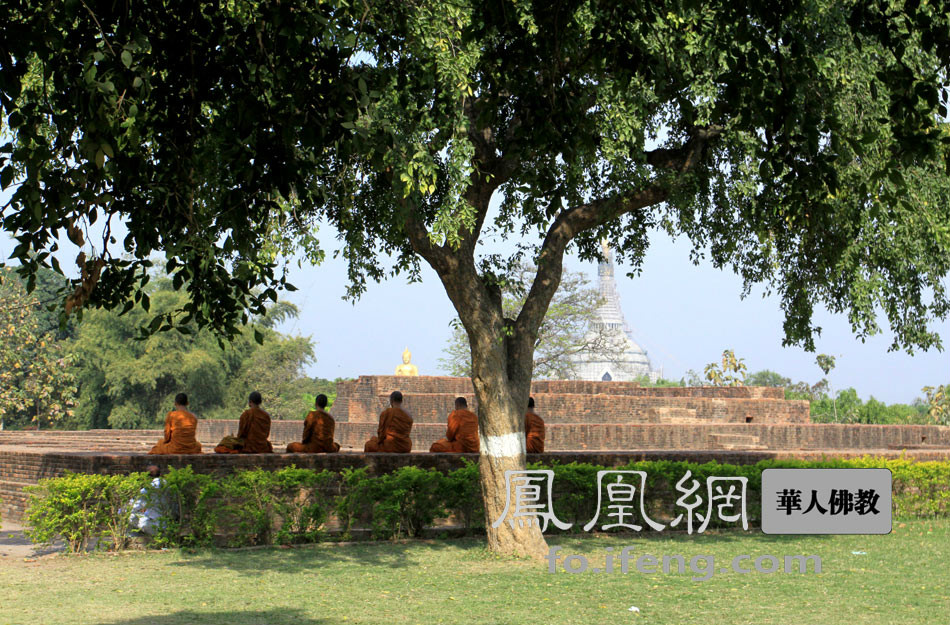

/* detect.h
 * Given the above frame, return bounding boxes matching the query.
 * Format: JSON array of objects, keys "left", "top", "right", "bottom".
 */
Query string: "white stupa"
[{"left": 570, "top": 240, "right": 661, "bottom": 382}]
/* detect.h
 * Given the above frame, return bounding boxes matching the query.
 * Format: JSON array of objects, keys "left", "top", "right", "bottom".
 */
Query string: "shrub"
[
  {"left": 440, "top": 460, "right": 483, "bottom": 533},
  {"left": 25, "top": 472, "right": 148, "bottom": 552},
  {"left": 271, "top": 466, "right": 336, "bottom": 545},
  {"left": 20, "top": 457, "right": 950, "bottom": 552},
  {"left": 102, "top": 473, "right": 151, "bottom": 551},
  {"left": 217, "top": 469, "right": 279, "bottom": 547},
  {"left": 544, "top": 462, "right": 602, "bottom": 532},
  {"left": 370, "top": 466, "right": 445, "bottom": 539},
  {"left": 150, "top": 466, "right": 219, "bottom": 548},
  {"left": 338, "top": 466, "right": 445, "bottom": 540},
  {"left": 335, "top": 467, "right": 372, "bottom": 540},
  {"left": 26, "top": 472, "right": 105, "bottom": 552}
]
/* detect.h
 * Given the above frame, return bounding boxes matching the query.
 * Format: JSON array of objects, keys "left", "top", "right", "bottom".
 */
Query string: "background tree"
[
  {"left": 439, "top": 262, "right": 623, "bottom": 379},
  {"left": 704, "top": 350, "right": 748, "bottom": 387},
  {"left": 682, "top": 369, "right": 705, "bottom": 387},
  {"left": 815, "top": 354, "right": 839, "bottom": 422},
  {"left": 4, "top": 1, "right": 950, "bottom": 557},
  {"left": 303, "top": 377, "right": 351, "bottom": 409},
  {"left": 922, "top": 384, "right": 950, "bottom": 425},
  {"left": 223, "top": 331, "right": 315, "bottom": 420},
  {"left": 744, "top": 370, "right": 793, "bottom": 388},
  {"left": 70, "top": 278, "right": 315, "bottom": 428},
  {"left": 0, "top": 272, "right": 76, "bottom": 429}
]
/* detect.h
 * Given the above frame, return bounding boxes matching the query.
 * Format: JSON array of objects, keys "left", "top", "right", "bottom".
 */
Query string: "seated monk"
[
  {"left": 430, "top": 397, "right": 479, "bottom": 453},
  {"left": 364, "top": 391, "right": 413, "bottom": 453},
  {"left": 214, "top": 391, "right": 274, "bottom": 454},
  {"left": 525, "top": 396, "right": 545, "bottom": 453},
  {"left": 149, "top": 393, "right": 202, "bottom": 455},
  {"left": 287, "top": 394, "right": 340, "bottom": 453}
]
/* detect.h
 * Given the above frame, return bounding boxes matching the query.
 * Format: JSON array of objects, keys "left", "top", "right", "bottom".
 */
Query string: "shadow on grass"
[
  {"left": 170, "top": 528, "right": 837, "bottom": 577},
  {"left": 95, "top": 608, "right": 329, "bottom": 625},
  {"left": 169, "top": 536, "right": 486, "bottom": 574},
  {"left": 547, "top": 527, "right": 840, "bottom": 549},
  {"left": 0, "top": 529, "right": 65, "bottom": 557}
]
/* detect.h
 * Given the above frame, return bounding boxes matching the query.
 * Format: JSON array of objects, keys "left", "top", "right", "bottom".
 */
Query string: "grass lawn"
[{"left": 1, "top": 519, "right": 948, "bottom": 625}]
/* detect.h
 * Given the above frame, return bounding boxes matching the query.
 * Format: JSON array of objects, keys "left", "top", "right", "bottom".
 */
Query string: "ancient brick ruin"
[{"left": 2, "top": 374, "right": 948, "bottom": 522}]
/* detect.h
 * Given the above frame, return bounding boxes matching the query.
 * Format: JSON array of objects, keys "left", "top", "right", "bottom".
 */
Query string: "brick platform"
[
  {"left": 2, "top": 375, "right": 948, "bottom": 522},
  {"left": 4, "top": 421, "right": 949, "bottom": 455}
]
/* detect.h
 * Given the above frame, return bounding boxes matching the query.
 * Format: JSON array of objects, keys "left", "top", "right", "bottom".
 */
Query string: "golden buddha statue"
[{"left": 394, "top": 347, "right": 419, "bottom": 376}]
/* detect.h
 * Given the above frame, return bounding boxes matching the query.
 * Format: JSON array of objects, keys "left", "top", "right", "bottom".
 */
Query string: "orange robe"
[
  {"left": 214, "top": 405, "right": 273, "bottom": 454},
  {"left": 287, "top": 409, "right": 340, "bottom": 453},
  {"left": 363, "top": 407, "right": 413, "bottom": 453},
  {"left": 526, "top": 410, "right": 545, "bottom": 453},
  {"left": 149, "top": 409, "right": 202, "bottom": 455},
  {"left": 429, "top": 409, "right": 479, "bottom": 452}
]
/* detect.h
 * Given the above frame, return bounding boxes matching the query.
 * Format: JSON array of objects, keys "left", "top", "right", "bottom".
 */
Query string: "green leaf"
[
  {"left": 147, "top": 315, "right": 163, "bottom": 332},
  {"left": 121, "top": 50, "right": 132, "bottom": 68},
  {"left": 95, "top": 150, "right": 105, "bottom": 169},
  {"left": 0, "top": 166, "right": 14, "bottom": 189}
]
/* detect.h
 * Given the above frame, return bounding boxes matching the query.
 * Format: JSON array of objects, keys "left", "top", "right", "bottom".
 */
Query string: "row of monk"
[{"left": 148, "top": 391, "right": 546, "bottom": 455}]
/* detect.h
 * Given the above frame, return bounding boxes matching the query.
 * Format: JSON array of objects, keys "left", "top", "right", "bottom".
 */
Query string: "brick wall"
[
  {"left": 5, "top": 420, "right": 947, "bottom": 455},
  {"left": 331, "top": 375, "right": 800, "bottom": 424},
  {"left": 335, "top": 375, "right": 785, "bottom": 399},
  {"left": 331, "top": 422, "right": 950, "bottom": 452},
  {"left": 5, "top": 445, "right": 950, "bottom": 522},
  {"left": 349, "top": 394, "right": 809, "bottom": 424}
]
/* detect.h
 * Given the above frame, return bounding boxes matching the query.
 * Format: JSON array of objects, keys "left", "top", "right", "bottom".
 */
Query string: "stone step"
[{"left": 654, "top": 416, "right": 712, "bottom": 425}]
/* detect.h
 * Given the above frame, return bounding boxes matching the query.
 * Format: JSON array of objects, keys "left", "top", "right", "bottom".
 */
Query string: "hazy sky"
[
  {"left": 2, "top": 190, "right": 947, "bottom": 405},
  {"left": 271, "top": 205, "right": 948, "bottom": 405}
]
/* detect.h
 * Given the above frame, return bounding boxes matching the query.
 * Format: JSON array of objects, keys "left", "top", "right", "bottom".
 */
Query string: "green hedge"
[{"left": 23, "top": 457, "right": 950, "bottom": 552}]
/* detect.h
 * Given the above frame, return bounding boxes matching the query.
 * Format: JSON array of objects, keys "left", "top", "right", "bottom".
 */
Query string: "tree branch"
[
  {"left": 513, "top": 184, "right": 668, "bottom": 359},
  {"left": 402, "top": 198, "right": 506, "bottom": 344},
  {"left": 645, "top": 125, "right": 723, "bottom": 171},
  {"left": 513, "top": 123, "right": 725, "bottom": 349},
  {"left": 401, "top": 200, "right": 454, "bottom": 276},
  {"left": 458, "top": 100, "right": 520, "bottom": 253}
]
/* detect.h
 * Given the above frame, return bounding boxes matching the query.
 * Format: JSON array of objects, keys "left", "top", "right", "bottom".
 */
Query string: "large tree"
[
  {"left": 3, "top": 1, "right": 950, "bottom": 558},
  {"left": 0, "top": 271, "right": 76, "bottom": 429}
]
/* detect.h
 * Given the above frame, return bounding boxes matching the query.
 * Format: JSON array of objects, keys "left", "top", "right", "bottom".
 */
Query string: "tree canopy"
[
  {"left": 2, "top": 1, "right": 949, "bottom": 351},
  {"left": 1, "top": 0, "right": 365, "bottom": 337}
]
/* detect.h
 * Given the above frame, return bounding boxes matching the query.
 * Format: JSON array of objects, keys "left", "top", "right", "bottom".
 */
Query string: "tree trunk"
[
  {"left": 470, "top": 329, "right": 549, "bottom": 559},
  {"left": 402, "top": 176, "right": 553, "bottom": 559}
]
